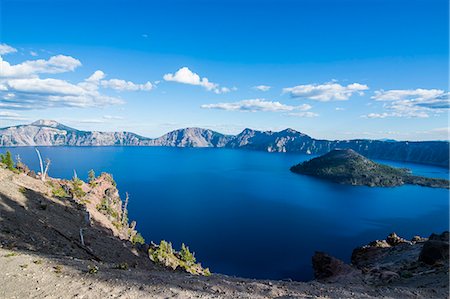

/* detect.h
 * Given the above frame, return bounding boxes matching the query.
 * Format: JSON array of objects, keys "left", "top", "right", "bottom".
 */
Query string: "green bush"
[
  {"left": 0, "top": 151, "right": 15, "bottom": 171},
  {"left": 132, "top": 233, "right": 145, "bottom": 245},
  {"left": 72, "top": 177, "right": 86, "bottom": 198},
  {"left": 180, "top": 243, "right": 196, "bottom": 266},
  {"left": 88, "top": 169, "right": 96, "bottom": 182},
  {"left": 52, "top": 185, "right": 69, "bottom": 198},
  {"left": 96, "top": 197, "right": 119, "bottom": 220}
]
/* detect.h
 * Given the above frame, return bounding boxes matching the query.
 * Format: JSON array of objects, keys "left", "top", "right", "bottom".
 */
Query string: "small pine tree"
[
  {"left": 180, "top": 243, "right": 196, "bottom": 266},
  {"left": 88, "top": 169, "right": 96, "bottom": 182},
  {"left": 1, "top": 151, "right": 15, "bottom": 170}
]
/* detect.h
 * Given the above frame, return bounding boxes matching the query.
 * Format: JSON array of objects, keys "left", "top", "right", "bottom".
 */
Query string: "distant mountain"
[
  {"left": 290, "top": 149, "right": 449, "bottom": 188},
  {"left": 0, "top": 120, "right": 448, "bottom": 168},
  {"left": 145, "top": 127, "right": 232, "bottom": 147}
]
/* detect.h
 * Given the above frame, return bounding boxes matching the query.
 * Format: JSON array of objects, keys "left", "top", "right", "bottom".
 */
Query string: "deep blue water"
[{"left": 3, "top": 146, "right": 449, "bottom": 281}]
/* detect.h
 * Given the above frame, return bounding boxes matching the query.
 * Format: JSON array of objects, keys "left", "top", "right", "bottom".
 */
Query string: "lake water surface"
[{"left": 4, "top": 146, "right": 449, "bottom": 281}]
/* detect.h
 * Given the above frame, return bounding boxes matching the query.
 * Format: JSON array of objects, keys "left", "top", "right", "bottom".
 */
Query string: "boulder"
[
  {"left": 419, "top": 231, "right": 449, "bottom": 265},
  {"left": 312, "top": 251, "right": 353, "bottom": 280}
]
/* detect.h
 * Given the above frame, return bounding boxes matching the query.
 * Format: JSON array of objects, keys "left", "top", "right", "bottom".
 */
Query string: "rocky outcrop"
[
  {"left": 290, "top": 149, "right": 449, "bottom": 188},
  {"left": 319, "top": 232, "right": 450, "bottom": 289},
  {"left": 1, "top": 120, "right": 449, "bottom": 167},
  {"left": 419, "top": 232, "right": 449, "bottom": 265},
  {"left": 312, "top": 252, "right": 355, "bottom": 280}
]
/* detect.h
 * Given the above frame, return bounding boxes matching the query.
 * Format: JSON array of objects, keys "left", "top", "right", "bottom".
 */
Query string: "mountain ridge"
[{"left": 1, "top": 120, "right": 449, "bottom": 168}]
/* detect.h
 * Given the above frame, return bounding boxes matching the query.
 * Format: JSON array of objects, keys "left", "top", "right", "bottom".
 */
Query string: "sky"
[{"left": 0, "top": 0, "right": 448, "bottom": 140}]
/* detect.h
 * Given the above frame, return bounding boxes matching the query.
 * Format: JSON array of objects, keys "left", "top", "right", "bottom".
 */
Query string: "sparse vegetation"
[
  {"left": 114, "top": 262, "right": 129, "bottom": 270},
  {"left": 88, "top": 169, "right": 98, "bottom": 187},
  {"left": 1, "top": 151, "right": 15, "bottom": 171},
  {"left": 53, "top": 265, "right": 62, "bottom": 274},
  {"left": 72, "top": 177, "right": 86, "bottom": 198},
  {"left": 132, "top": 233, "right": 145, "bottom": 245},
  {"left": 4, "top": 252, "right": 19, "bottom": 258},
  {"left": 87, "top": 265, "right": 98, "bottom": 274},
  {"left": 180, "top": 243, "right": 196, "bottom": 266},
  {"left": 101, "top": 172, "right": 117, "bottom": 187},
  {"left": 96, "top": 197, "right": 118, "bottom": 219},
  {"left": 33, "top": 259, "right": 43, "bottom": 265},
  {"left": 18, "top": 186, "right": 26, "bottom": 194},
  {"left": 52, "top": 185, "right": 69, "bottom": 198},
  {"left": 149, "top": 241, "right": 210, "bottom": 276}
]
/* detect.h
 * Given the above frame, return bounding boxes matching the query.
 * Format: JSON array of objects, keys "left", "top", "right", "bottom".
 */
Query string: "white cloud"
[
  {"left": 371, "top": 89, "right": 445, "bottom": 102},
  {"left": 253, "top": 85, "right": 271, "bottom": 92},
  {"left": 364, "top": 88, "right": 449, "bottom": 118},
  {"left": 103, "top": 115, "right": 124, "bottom": 120},
  {"left": 0, "top": 55, "right": 82, "bottom": 78},
  {"left": 101, "top": 79, "right": 153, "bottom": 91},
  {"left": 283, "top": 82, "right": 368, "bottom": 101},
  {"left": 335, "top": 107, "right": 345, "bottom": 111},
  {"left": 30, "top": 51, "right": 38, "bottom": 57},
  {"left": 201, "top": 98, "right": 312, "bottom": 112},
  {"left": 287, "top": 111, "right": 319, "bottom": 118},
  {"left": 0, "top": 111, "right": 28, "bottom": 121},
  {"left": 0, "top": 50, "right": 155, "bottom": 110},
  {"left": 0, "top": 44, "right": 17, "bottom": 55},
  {"left": 163, "top": 67, "right": 230, "bottom": 94},
  {"left": 86, "top": 70, "right": 106, "bottom": 82}
]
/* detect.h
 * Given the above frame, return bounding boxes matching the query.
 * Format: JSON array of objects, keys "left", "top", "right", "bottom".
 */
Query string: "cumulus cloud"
[
  {"left": 164, "top": 67, "right": 231, "bottom": 94},
  {"left": 201, "top": 98, "right": 312, "bottom": 113},
  {"left": 0, "top": 55, "right": 82, "bottom": 78},
  {"left": 101, "top": 79, "right": 153, "bottom": 91},
  {"left": 283, "top": 82, "right": 368, "bottom": 101},
  {"left": 0, "top": 44, "right": 17, "bottom": 55},
  {"left": 86, "top": 70, "right": 153, "bottom": 91},
  {"left": 0, "top": 47, "right": 154, "bottom": 110},
  {"left": 363, "top": 88, "right": 449, "bottom": 118},
  {"left": 253, "top": 85, "right": 271, "bottom": 92}
]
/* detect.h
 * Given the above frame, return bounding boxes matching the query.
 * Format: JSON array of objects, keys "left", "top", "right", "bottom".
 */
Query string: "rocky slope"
[
  {"left": 290, "top": 149, "right": 449, "bottom": 188},
  {"left": 0, "top": 164, "right": 448, "bottom": 298},
  {"left": 0, "top": 120, "right": 449, "bottom": 167}
]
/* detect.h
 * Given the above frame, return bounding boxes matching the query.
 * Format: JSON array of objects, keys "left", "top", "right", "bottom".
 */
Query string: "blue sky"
[{"left": 0, "top": 0, "right": 448, "bottom": 140}]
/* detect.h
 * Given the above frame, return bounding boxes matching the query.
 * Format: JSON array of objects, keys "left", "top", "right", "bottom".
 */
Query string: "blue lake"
[{"left": 3, "top": 146, "right": 449, "bottom": 281}]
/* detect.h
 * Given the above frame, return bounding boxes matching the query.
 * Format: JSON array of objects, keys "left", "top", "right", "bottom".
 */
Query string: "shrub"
[
  {"left": 52, "top": 185, "right": 69, "bottom": 198},
  {"left": 114, "top": 262, "right": 129, "bottom": 270},
  {"left": 180, "top": 243, "right": 196, "bottom": 266},
  {"left": 72, "top": 177, "right": 86, "bottom": 198},
  {"left": 88, "top": 169, "right": 96, "bottom": 182},
  {"left": 96, "top": 197, "right": 119, "bottom": 219},
  {"left": 0, "top": 151, "right": 15, "bottom": 171},
  {"left": 132, "top": 233, "right": 145, "bottom": 245},
  {"left": 87, "top": 265, "right": 98, "bottom": 274}
]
